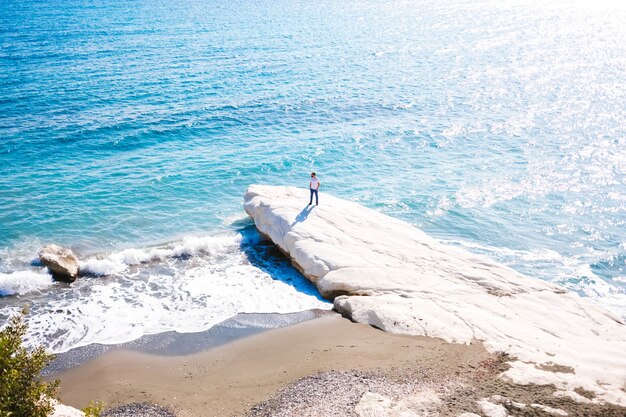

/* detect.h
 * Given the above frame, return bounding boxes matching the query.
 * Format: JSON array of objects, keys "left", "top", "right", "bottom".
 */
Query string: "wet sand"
[{"left": 53, "top": 314, "right": 626, "bottom": 417}]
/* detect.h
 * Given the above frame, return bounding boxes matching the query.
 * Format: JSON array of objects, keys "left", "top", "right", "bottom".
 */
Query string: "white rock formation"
[
  {"left": 244, "top": 185, "right": 626, "bottom": 405},
  {"left": 530, "top": 404, "right": 568, "bottom": 416},
  {"left": 355, "top": 389, "right": 441, "bottom": 417},
  {"left": 478, "top": 399, "right": 508, "bottom": 417},
  {"left": 39, "top": 244, "right": 80, "bottom": 282},
  {"left": 50, "top": 400, "right": 85, "bottom": 417},
  {"left": 355, "top": 392, "right": 418, "bottom": 417}
]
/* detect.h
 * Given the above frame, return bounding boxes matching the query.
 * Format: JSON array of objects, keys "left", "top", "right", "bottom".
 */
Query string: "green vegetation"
[
  {"left": 0, "top": 308, "right": 59, "bottom": 417},
  {"left": 82, "top": 400, "right": 105, "bottom": 417}
]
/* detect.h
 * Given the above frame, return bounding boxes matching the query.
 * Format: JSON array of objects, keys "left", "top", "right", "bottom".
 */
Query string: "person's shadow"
[{"left": 291, "top": 205, "right": 315, "bottom": 227}]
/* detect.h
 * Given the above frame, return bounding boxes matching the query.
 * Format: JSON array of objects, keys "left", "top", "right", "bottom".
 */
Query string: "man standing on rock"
[{"left": 309, "top": 172, "right": 320, "bottom": 205}]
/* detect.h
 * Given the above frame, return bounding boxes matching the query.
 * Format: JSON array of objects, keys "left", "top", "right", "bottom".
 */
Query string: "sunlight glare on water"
[{"left": 0, "top": 0, "right": 625, "bottom": 350}]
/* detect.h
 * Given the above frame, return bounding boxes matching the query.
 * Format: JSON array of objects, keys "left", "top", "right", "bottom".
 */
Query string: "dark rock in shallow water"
[
  {"left": 102, "top": 403, "right": 176, "bottom": 417},
  {"left": 39, "top": 244, "right": 80, "bottom": 282}
]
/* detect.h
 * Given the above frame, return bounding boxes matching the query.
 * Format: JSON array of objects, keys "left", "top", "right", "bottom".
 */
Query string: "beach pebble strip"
[
  {"left": 101, "top": 402, "right": 176, "bottom": 417},
  {"left": 247, "top": 369, "right": 452, "bottom": 417}
]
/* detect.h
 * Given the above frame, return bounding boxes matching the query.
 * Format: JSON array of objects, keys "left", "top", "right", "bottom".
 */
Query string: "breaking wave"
[{"left": 0, "top": 230, "right": 331, "bottom": 353}]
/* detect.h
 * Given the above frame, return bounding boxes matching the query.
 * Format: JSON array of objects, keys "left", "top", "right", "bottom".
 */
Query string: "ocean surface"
[{"left": 1, "top": 0, "right": 625, "bottom": 353}]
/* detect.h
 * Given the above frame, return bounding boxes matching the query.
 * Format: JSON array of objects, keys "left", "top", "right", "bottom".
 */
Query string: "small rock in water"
[
  {"left": 39, "top": 244, "right": 80, "bottom": 282},
  {"left": 101, "top": 402, "right": 176, "bottom": 417}
]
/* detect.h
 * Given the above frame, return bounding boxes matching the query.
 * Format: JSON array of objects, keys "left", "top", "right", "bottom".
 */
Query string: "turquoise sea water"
[{"left": 1, "top": 0, "right": 625, "bottom": 351}]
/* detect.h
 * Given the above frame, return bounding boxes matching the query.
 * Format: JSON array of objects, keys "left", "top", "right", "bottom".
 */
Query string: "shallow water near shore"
[
  {"left": 44, "top": 310, "right": 324, "bottom": 375},
  {"left": 1, "top": 0, "right": 625, "bottom": 351}
]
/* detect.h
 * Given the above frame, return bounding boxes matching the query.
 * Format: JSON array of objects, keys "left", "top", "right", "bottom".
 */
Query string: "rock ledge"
[{"left": 243, "top": 185, "right": 626, "bottom": 405}]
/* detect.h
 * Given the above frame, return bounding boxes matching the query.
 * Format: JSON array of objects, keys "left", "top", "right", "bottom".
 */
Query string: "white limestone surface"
[
  {"left": 478, "top": 399, "right": 508, "bottom": 417},
  {"left": 50, "top": 400, "right": 85, "bottom": 417},
  {"left": 243, "top": 185, "right": 626, "bottom": 405},
  {"left": 355, "top": 389, "right": 441, "bottom": 417}
]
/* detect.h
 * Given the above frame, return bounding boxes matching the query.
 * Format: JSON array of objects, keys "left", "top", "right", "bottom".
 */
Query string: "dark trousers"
[{"left": 309, "top": 188, "right": 318, "bottom": 205}]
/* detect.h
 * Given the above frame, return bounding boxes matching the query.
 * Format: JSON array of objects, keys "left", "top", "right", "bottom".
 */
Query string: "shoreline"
[
  {"left": 50, "top": 314, "right": 625, "bottom": 417},
  {"left": 52, "top": 313, "right": 488, "bottom": 416},
  {"left": 243, "top": 185, "right": 626, "bottom": 407},
  {"left": 37, "top": 186, "right": 626, "bottom": 416},
  {"left": 45, "top": 309, "right": 328, "bottom": 375}
]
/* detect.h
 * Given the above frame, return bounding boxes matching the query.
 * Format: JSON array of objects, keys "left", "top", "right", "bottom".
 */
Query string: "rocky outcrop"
[
  {"left": 39, "top": 245, "right": 80, "bottom": 282},
  {"left": 50, "top": 400, "right": 84, "bottom": 417},
  {"left": 244, "top": 185, "right": 626, "bottom": 405}
]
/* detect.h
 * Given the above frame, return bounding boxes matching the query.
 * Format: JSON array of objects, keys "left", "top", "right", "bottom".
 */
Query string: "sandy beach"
[
  {"left": 51, "top": 314, "right": 625, "bottom": 417},
  {"left": 40, "top": 187, "right": 626, "bottom": 417},
  {"left": 4, "top": 2, "right": 626, "bottom": 417}
]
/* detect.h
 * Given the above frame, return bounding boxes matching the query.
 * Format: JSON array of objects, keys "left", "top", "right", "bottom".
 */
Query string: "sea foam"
[
  {"left": 79, "top": 234, "right": 249, "bottom": 276},
  {"left": 0, "top": 270, "right": 54, "bottom": 296},
  {"left": 6, "top": 231, "right": 330, "bottom": 353}
]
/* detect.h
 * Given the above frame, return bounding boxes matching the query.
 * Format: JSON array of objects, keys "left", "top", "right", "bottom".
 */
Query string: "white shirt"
[{"left": 310, "top": 177, "right": 320, "bottom": 190}]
